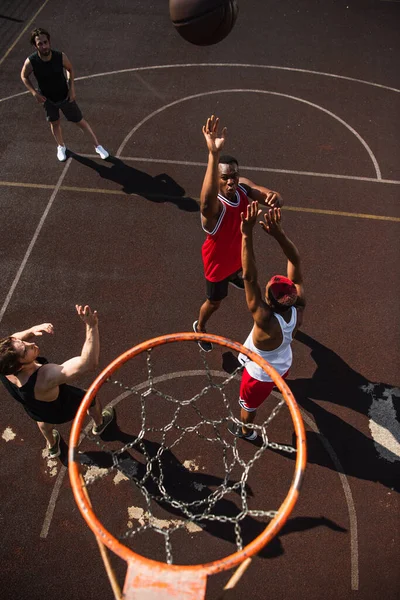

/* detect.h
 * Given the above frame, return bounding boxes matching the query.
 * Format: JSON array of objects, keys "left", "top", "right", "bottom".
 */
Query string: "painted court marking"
[
  {"left": 40, "top": 370, "right": 360, "bottom": 591},
  {"left": 1, "top": 63, "right": 400, "bottom": 104},
  {"left": 0, "top": 179, "right": 398, "bottom": 223},
  {"left": 116, "top": 88, "right": 382, "bottom": 179},
  {"left": 0, "top": 159, "right": 71, "bottom": 325},
  {"left": 0, "top": 62, "right": 394, "bottom": 590},
  {"left": 0, "top": 0, "right": 52, "bottom": 67}
]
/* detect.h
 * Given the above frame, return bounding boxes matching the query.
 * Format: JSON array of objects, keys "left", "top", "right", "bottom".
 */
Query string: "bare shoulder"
[
  {"left": 35, "top": 362, "right": 61, "bottom": 388},
  {"left": 62, "top": 53, "right": 73, "bottom": 68},
  {"left": 22, "top": 57, "right": 33, "bottom": 74},
  {"left": 253, "top": 302, "right": 275, "bottom": 331},
  {"left": 201, "top": 200, "right": 222, "bottom": 231}
]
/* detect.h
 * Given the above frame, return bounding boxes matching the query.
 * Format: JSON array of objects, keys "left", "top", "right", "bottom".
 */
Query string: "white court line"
[
  {"left": 2, "top": 62, "right": 400, "bottom": 105},
  {"left": 99, "top": 156, "right": 400, "bottom": 186},
  {"left": 0, "top": 160, "right": 71, "bottom": 325},
  {"left": 40, "top": 465, "right": 67, "bottom": 538},
  {"left": 287, "top": 401, "right": 359, "bottom": 591},
  {"left": 1, "top": 62, "right": 399, "bottom": 105},
  {"left": 42, "top": 370, "right": 359, "bottom": 592},
  {"left": 116, "top": 89, "right": 382, "bottom": 179},
  {"left": 0, "top": 0, "right": 52, "bottom": 67}
]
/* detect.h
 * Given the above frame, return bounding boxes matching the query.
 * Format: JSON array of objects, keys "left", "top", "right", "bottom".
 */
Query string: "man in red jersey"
[{"left": 193, "top": 115, "right": 283, "bottom": 352}]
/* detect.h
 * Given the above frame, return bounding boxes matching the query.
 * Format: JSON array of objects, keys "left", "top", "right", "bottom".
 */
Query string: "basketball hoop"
[{"left": 69, "top": 332, "right": 307, "bottom": 599}]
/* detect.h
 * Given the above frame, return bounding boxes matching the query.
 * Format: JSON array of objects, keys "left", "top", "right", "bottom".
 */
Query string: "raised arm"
[
  {"left": 200, "top": 115, "right": 226, "bottom": 223},
  {"left": 239, "top": 177, "right": 283, "bottom": 208},
  {"left": 241, "top": 201, "right": 268, "bottom": 318},
  {"left": 20, "top": 58, "right": 46, "bottom": 103},
  {"left": 11, "top": 323, "right": 54, "bottom": 340},
  {"left": 62, "top": 53, "right": 76, "bottom": 101},
  {"left": 38, "top": 305, "right": 99, "bottom": 390},
  {"left": 260, "top": 208, "right": 306, "bottom": 307}
]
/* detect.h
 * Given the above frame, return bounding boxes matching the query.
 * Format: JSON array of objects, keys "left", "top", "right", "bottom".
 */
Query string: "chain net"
[{"left": 76, "top": 341, "right": 297, "bottom": 566}]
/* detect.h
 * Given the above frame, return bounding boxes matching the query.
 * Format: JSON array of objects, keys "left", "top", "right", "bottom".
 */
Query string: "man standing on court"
[
  {"left": 228, "top": 202, "right": 306, "bottom": 440},
  {"left": 193, "top": 115, "right": 283, "bottom": 352},
  {"left": 21, "top": 28, "right": 109, "bottom": 162},
  {"left": 0, "top": 305, "right": 114, "bottom": 459}
]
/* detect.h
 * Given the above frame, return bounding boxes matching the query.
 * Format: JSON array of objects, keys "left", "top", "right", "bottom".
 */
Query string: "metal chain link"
[{"left": 82, "top": 344, "right": 296, "bottom": 564}]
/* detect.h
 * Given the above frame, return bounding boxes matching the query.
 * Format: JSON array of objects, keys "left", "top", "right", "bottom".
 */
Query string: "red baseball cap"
[{"left": 267, "top": 275, "right": 297, "bottom": 307}]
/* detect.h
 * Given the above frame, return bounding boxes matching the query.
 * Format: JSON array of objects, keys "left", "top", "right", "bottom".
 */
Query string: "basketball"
[{"left": 169, "top": 0, "right": 238, "bottom": 46}]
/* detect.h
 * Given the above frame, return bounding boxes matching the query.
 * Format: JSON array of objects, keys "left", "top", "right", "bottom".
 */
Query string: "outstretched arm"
[
  {"left": 11, "top": 323, "right": 54, "bottom": 340},
  {"left": 200, "top": 115, "right": 226, "bottom": 221},
  {"left": 239, "top": 177, "right": 283, "bottom": 208},
  {"left": 260, "top": 208, "right": 306, "bottom": 307},
  {"left": 62, "top": 53, "right": 76, "bottom": 101},
  {"left": 39, "top": 305, "right": 99, "bottom": 389},
  {"left": 241, "top": 201, "right": 266, "bottom": 315}
]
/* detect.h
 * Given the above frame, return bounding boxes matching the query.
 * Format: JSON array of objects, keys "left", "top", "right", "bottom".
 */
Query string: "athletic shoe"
[
  {"left": 92, "top": 407, "right": 115, "bottom": 435},
  {"left": 229, "top": 273, "right": 245, "bottom": 290},
  {"left": 95, "top": 145, "right": 109, "bottom": 159},
  {"left": 227, "top": 422, "right": 257, "bottom": 441},
  {"left": 193, "top": 320, "right": 212, "bottom": 352},
  {"left": 56, "top": 145, "right": 67, "bottom": 162},
  {"left": 48, "top": 429, "right": 61, "bottom": 458}
]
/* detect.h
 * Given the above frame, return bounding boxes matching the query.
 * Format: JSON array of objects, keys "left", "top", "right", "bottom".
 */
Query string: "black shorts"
[
  {"left": 206, "top": 269, "right": 241, "bottom": 302},
  {"left": 44, "top": 97, "right": 83, "bottom": 123}
]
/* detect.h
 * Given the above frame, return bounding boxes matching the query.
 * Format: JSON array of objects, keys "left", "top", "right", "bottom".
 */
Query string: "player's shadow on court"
[
  {"left": 286, "top": 331, "right": 399, "bottom": 492},
  {"left": 79, "top": 429, "right": 345, "bottom": 559},
  {"left": 69, "top": 153, "right": 199, "bottom": 212}
]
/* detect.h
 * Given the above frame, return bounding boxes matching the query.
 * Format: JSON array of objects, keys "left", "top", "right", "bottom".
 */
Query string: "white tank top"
[{"left": 238, "top": 307, "right": 297, "bottom": 382}]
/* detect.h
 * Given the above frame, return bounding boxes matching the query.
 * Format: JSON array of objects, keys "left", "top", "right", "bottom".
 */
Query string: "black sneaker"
[
  {"left": 92, "top": 407, "right": 115, "bottom": 435},
  {"left": 47, "top": 429, "right": 61, "bottom": 458},
  {"left": 229, "top": 273, "right": 245, "bottom": 290},
  {"left": 227, "top": 422, "right": 257, "bottom": 441},
  {"left": 193, "top": 320, "right": 213, "bottom": 352}
]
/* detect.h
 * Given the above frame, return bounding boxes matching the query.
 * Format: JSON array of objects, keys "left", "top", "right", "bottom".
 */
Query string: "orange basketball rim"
[{"left": 69, "top": 332, "right": 307, "bottom": 599}]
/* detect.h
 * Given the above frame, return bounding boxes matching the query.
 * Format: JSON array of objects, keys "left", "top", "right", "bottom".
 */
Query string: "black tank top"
[
  {"left": 29, "top": 50, "right": 69, "bottom": 102},
  {"left": 0, "top": 357, "right": 85, "bottom": 424}
]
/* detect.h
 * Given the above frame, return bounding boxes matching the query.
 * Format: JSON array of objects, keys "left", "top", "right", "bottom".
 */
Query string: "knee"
[
  {"left": 37, "top": 421, "right": 50, "bottom": 433},
  {"left": 50, "top": 119, "right": 60, "bottom": 128},
  {"left": 207, "top": 299, "right": 221, "bottom": 309}
]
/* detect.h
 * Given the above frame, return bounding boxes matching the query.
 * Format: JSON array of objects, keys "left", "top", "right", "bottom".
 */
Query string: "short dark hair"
[
  {"left": 30, "top": 28, "right": 50, "bottom": 46},
  {"left": 218, "top": 155, "right": 239, "bottom": 167},
  {"left": 0, "top": 337, "right": 22, "bottom": 375}
]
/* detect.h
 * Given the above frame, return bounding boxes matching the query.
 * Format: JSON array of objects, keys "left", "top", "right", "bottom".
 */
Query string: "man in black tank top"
[
  {"left": 0, "top": 306, "right": 115, "bottom": 459},
  {"left": 21, "top": 27, "right": 109, "bottom": 162}
]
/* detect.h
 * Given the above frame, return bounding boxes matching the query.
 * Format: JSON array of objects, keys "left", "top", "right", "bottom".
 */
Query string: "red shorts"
[{"left": 239, "top": 368, "right": 289, "bottom": 411}]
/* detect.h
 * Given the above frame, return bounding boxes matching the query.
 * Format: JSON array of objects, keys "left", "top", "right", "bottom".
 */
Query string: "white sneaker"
[
  {"left": 95, "top": 145, "right": 109, "bottom": 159},
  {"left": 57, "top": 145, "right": 67, "bottom": 162}
]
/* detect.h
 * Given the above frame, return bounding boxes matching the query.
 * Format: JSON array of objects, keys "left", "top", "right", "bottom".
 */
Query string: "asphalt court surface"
[{"left": 0, "top": 1, "right": 399, "bottom": 599}]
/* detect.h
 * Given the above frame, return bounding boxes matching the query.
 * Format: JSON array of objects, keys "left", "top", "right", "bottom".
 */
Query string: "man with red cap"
[{"left": 228, "top": 201, "right": 306, "bottom": 440}]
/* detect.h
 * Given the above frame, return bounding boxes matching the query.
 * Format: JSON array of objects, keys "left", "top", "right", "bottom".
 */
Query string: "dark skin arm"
[
  {"left": 240, "top": 177, "right": 283, "bottom": 208},
  {"left": 200, "top": 115, "right": 227, "bottom": 230},
  {"left": 260, "top": 208, "right": 306, "bottom": 329},
  {"left": 241, "top": 201, "right": 273, "bottom": 326}
]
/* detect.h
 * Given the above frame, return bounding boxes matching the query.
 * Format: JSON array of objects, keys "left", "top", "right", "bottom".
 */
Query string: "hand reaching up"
[{"left": 202, "top": 115, "right": 227, "bottom": 154}]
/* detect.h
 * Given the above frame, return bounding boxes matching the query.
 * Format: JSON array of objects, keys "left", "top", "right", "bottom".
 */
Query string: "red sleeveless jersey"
[{"left": 202, "top": 185, "right": 249, "bottom": 282}]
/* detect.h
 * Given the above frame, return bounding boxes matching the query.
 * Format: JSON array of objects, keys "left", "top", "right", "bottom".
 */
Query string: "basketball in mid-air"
[{"left": 169, "top": 0, "right": 238, "bottom": 46}]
